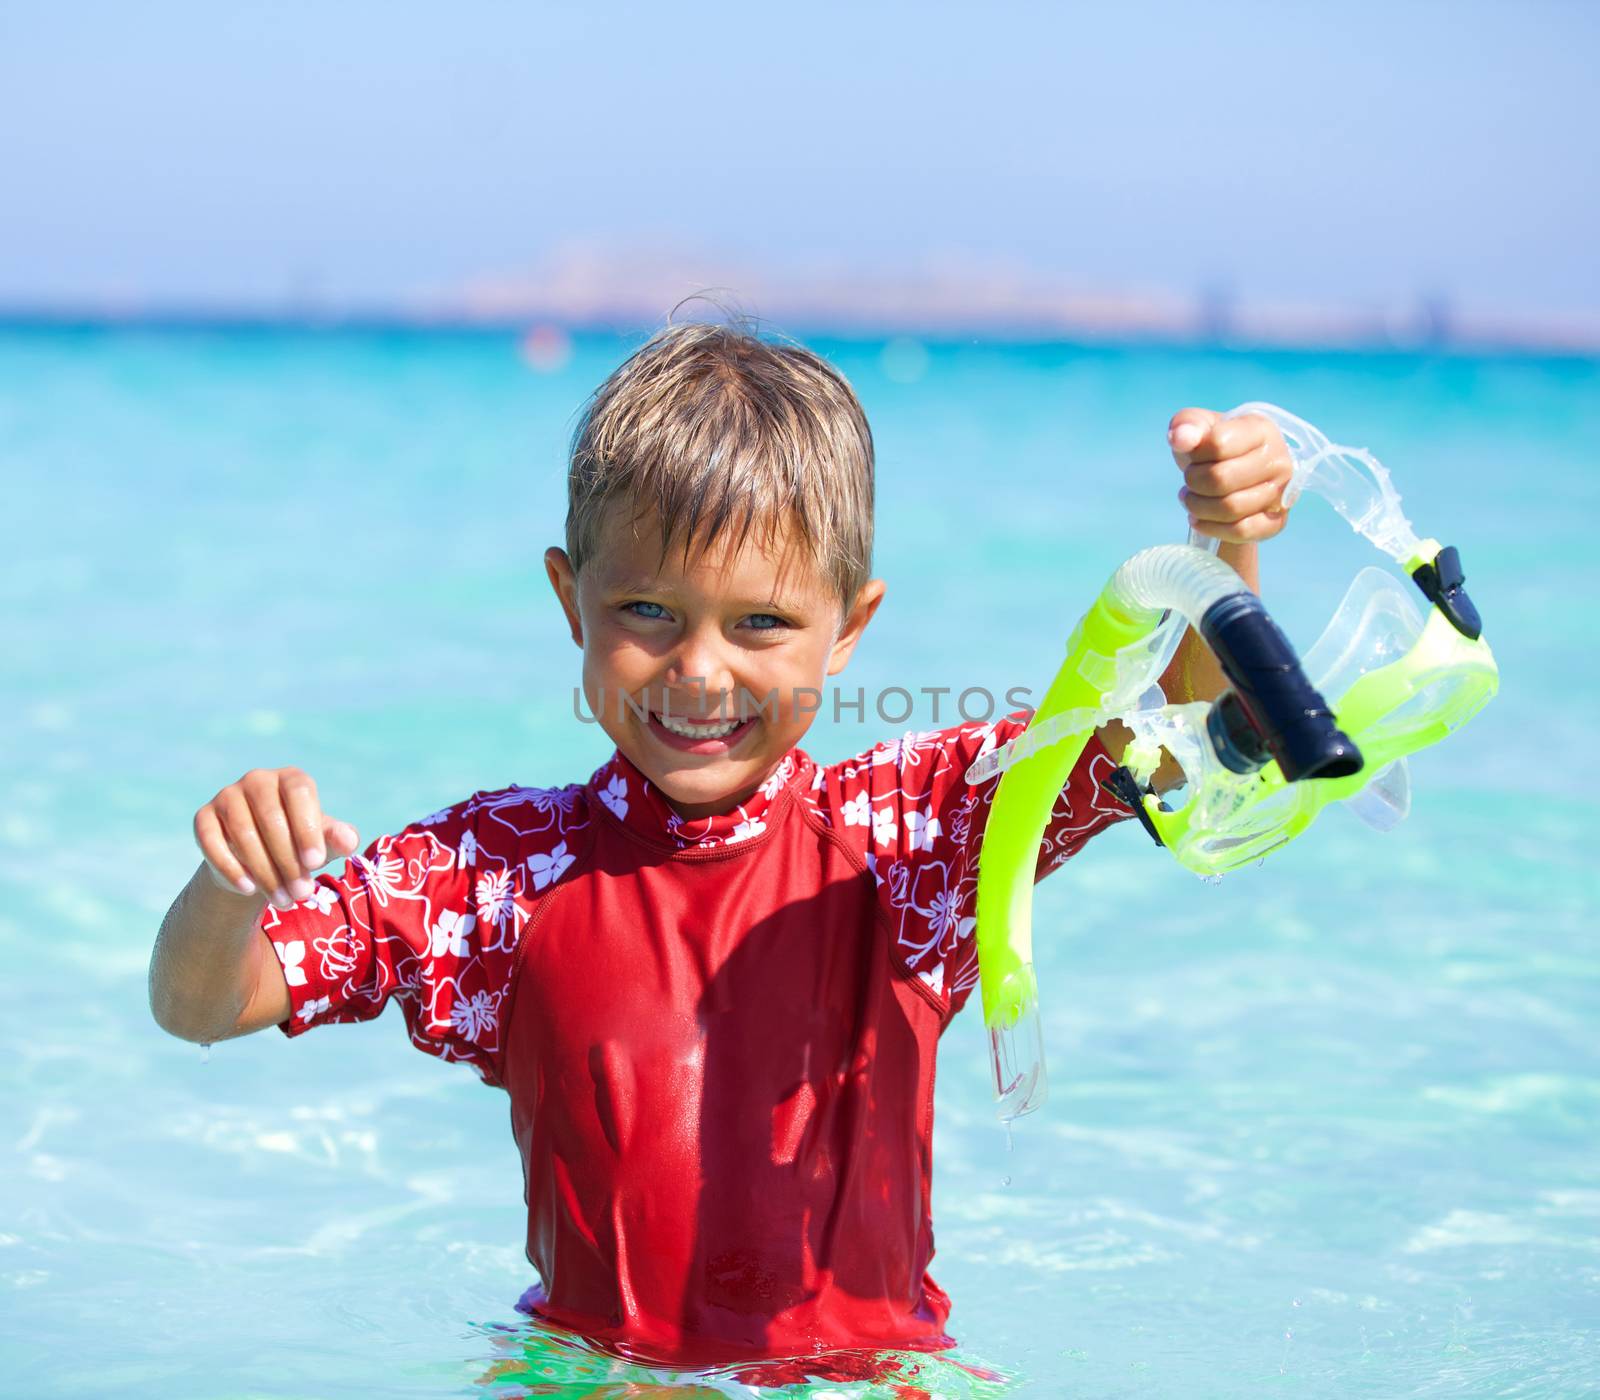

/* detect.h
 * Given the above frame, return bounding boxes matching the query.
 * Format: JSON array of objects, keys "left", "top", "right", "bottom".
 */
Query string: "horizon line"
[{"left": 2, "top": 302, "right": 1597, "bottom": 360}]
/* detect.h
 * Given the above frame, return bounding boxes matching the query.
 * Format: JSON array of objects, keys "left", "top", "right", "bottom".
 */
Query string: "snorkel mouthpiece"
[
  {"left": 1199, "top": 592, "right": 1365, "bottom": 783},
  {"left": 1205, "top": 690, "right": 1272, "bottom": 774}
]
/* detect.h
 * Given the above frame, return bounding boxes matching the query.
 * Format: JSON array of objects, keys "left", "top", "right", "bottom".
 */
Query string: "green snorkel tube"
[{"left": 969, "top": 404, "right": 1499, "bottom": 1121}]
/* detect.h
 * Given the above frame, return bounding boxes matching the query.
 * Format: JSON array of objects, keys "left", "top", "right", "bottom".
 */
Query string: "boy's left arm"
[{"left": 1097, "top": 408, "right": 1293, "bottom": 764}]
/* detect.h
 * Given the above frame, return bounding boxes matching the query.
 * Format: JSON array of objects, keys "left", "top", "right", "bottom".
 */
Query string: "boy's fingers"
[
  {"left": 1181, "top": 440, "right": 1291, "bottom": 498},
  {"left": 194, "top": 806, "right": 255, "bottom": 895},
  {"left": 239, "top": 774, "right": 307, "bottom": 904},
  {"left": 216, "top": 789, "right": 292, "bottom": 905},
  {"left": 1168, "top": 408, "right": 1220, "bottom": 457},
  {"left": 279, "top": 770, "right": 326, "bottom": 870},
  {"left": 1187, "top": 508, "right": 1290, "bottom": 545},
  {"left": 1181, "top": 475, "right": 1286, "bottom": 525},
  {"left": 1172, "top": 411, "right": 1275, "bottom": 466},
  {"left": 320, "top": 815, "right": 360, "bottom": 861}
]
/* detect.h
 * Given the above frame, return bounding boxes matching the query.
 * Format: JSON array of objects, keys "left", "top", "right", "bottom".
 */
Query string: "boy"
[{"left": 149, "top": 321, "right": 1290, "bottom": 1369}]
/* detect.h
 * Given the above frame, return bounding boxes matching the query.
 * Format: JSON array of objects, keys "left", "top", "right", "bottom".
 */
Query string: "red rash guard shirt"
[{"left": 262, "top": 715, "right": 1131, "bottom": 1366}]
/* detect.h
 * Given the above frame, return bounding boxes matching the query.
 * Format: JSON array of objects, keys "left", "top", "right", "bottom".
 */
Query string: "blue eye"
[
  {"left": 624, "top": 601, "right": 669, "bottom": 620},
  {"left": 745, "top": 613, "right": 787, "bottom": 631}
]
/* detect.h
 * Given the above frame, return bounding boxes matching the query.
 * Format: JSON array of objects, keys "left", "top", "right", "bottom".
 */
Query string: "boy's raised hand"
[
  {"left": 1168, "top": 408, "right": 1293, "bottom": 544},
  {"left": 193, "top": 768, "right": 360, "bottom": 910}
]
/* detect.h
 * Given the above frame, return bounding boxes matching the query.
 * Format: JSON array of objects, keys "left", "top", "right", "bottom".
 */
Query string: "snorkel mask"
[{"left": 966, "top": 403, "right": 1498, "bottom": 1121}]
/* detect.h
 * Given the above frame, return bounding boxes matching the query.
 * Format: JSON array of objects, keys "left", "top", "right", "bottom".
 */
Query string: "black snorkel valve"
[
  {"left": 1412, "top": 545, "right": 1482, "bottom": 640},
  {"left": 1198, "top": 593, "right": 1366, "bottom": 783}
]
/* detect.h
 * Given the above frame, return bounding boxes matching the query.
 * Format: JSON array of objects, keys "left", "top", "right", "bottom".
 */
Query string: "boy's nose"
[{"left": 663, "top": 636, "right": 739, "bottom": 716}]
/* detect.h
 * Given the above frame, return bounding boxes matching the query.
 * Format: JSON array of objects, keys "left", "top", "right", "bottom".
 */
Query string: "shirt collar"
[{"left": 586, "top": 746, "right": 809, "bottom": 851}]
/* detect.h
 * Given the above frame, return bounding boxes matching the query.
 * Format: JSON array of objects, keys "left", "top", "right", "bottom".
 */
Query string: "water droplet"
[
  {"left": 1003, "top": 1120, "right": 1014, "bottom": 1154},
  {"left": 199, "top": 1042, "right": 211, "bottom": 1065},
  {"left": 1001, "top": 1175, "right": 1012, "bottom": 1187}
]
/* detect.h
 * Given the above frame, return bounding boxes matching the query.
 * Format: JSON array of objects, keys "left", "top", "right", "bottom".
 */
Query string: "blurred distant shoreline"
[
  {"left": 5, "top": 308, "right": 1595, "bottom": 359},
  {"left": 4, "top": 245, "right": 1597, "bottom": 356}
]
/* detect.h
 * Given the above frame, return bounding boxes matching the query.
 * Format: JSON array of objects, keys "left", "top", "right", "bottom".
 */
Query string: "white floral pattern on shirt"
[
  {"left": 803, "top": 713, "right": 1132, "bottom": 1017},
  {"left": 589, "top": 749, "right": 799, "bottom": 852},
  {"left": 597, "top": 775, "right": 629, "bottom": 822},
  {"left": 261, "top": 781, "right": 590, "bottom": 1086}
]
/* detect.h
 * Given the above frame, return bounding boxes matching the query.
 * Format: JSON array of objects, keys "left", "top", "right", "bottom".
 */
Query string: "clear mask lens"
[
  {"left": 1342, "top": 758, "right": 1411, "bottom": 831},
  {"left": 1302, "top": 567, "right": 1427, "bottom": 700}
]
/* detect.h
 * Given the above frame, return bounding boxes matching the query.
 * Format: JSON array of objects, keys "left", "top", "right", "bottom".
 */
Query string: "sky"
[{"left": 2, "top": 0, "right": 1596, "bottom": 319}]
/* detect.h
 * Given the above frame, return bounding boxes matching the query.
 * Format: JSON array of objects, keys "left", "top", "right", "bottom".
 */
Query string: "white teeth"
[{"left": 655, "top": 713, "right": 743, "bottom": 739}]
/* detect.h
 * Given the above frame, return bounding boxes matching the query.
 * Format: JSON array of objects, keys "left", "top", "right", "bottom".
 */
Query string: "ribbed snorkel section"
[{"left": 1110, "top": 544, "right": 1246, "bottom": 627}]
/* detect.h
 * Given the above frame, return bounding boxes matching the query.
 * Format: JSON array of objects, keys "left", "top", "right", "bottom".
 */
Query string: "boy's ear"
[
  {"left": 826, "top": 578, "right": 886, "bottom": 676},
  {"left": 545, "top": 547, "right": 584, "bottom": 647}
]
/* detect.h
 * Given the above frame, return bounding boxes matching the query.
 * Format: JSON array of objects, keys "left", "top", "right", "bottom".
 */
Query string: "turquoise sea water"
[{"left": 1, "top": 326, "right": 1596, "bottom": 1397}]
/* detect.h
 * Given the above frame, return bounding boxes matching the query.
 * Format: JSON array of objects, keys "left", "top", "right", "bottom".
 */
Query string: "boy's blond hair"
[{"left": 566, "top": 317, "right": 875, "bottom": 610}]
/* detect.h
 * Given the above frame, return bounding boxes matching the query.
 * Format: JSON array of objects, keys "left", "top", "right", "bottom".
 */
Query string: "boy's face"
[{"left": 546, "top": 508, "right": 884, "bottom": 820}]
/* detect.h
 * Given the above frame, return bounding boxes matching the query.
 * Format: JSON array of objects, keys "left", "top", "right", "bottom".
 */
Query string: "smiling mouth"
[
  {"left": 647, "top": 710, "right": 757, "bottom": 751},
  {"left": 653, "top": 711, "right": 746, "bottom": 740}
]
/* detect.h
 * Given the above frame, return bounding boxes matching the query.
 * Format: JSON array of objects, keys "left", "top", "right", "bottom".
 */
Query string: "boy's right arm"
[
  {"left": 149, "top": 867, "right": 289, "bottom": 1042},
  {"left": 149, "top": 767, "right": 359, "bottom": 1043}
]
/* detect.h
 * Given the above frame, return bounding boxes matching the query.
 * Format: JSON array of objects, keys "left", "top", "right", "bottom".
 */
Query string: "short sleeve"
[
  {"left": 813, "top": 712, "right": 1133, "bottom": 1019},
  {"left": 258, "top": 786, "right": 542, "bottom": 1087}
]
